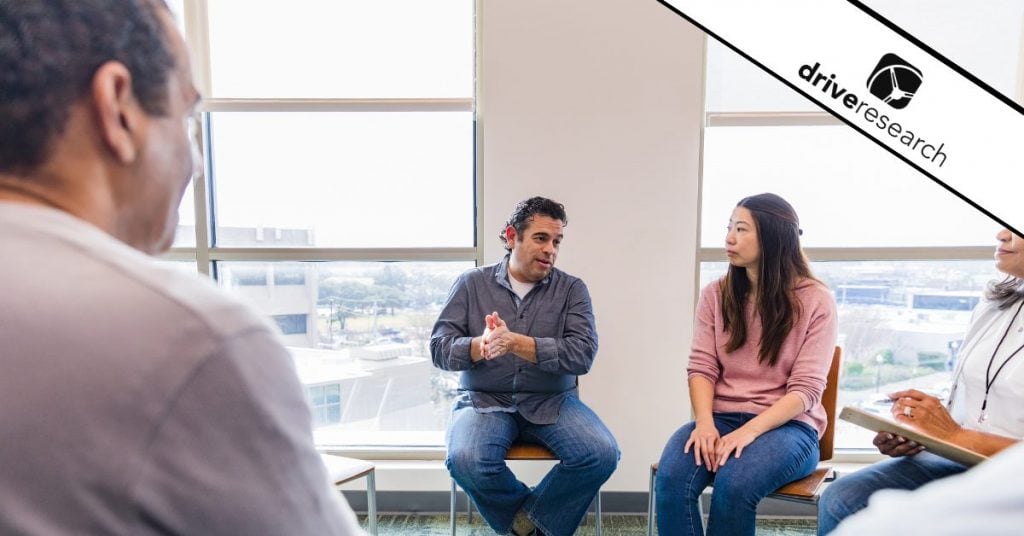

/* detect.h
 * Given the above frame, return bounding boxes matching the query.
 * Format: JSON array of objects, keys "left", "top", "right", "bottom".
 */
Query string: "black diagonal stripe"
[{"left": 655, "top": 0, "right": 1023, "bottom": 237}]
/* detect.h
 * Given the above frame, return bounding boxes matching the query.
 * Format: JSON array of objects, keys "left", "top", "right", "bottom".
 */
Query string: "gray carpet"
[{"left": 358, "top": 514, "right": 816, "bottom": 535}]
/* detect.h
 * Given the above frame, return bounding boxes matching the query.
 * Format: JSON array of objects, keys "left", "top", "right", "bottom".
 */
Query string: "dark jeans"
[
  {"left": 445, "top": 396, "right": 619, "bottom": 536},
  {"left": 817, "top": 451, "right": 967, "bottom": 534},
  {"left": 655, "top": 412, "right": 820, "bottom": 536}
]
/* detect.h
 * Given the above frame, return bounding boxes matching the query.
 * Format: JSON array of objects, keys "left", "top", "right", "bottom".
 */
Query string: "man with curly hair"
[{"left": 432, "top": 197, "right": 619, "bottom": 536}]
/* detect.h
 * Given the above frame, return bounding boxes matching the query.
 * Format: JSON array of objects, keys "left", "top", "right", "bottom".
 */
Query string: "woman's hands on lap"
[
  {"left": 714, "top": 426, "right": 761, "bottom": 469},
  {"left": 682, "top": 419, "right": 763, "bottom": 472},
  {"left": 684, "top": 420, "right": 721, "bottom": 471}
]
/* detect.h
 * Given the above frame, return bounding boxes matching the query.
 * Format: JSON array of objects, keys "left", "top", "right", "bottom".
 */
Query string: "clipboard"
[{"left": 839, "top": 406, "right": 989, "bottom": 467}]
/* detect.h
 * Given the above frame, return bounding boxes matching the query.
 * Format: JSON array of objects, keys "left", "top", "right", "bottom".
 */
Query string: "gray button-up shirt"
[{"left": 430, "top": 255, "right": 599, "bottom": 424}]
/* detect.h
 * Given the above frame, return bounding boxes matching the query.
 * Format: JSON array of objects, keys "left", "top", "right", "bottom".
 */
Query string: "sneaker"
[{"left": 511, "top": 509, "right": 535, "bottom": 536}]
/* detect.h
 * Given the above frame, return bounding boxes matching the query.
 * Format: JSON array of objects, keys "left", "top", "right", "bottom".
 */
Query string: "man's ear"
[
  {"left": 505, "top": 225, "right": 516, "bottom": 247},
  {"left": 91, "top": 61, "right": 143, "bottom": 164}
]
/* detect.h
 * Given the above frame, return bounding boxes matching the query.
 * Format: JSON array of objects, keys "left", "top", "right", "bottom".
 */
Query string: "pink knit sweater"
[{"left": 687, "top": 279, "right": 838, "bottom": 437}]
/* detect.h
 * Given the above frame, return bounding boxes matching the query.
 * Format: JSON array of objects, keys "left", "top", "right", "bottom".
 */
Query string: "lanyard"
[{"left": 979, "top": 300, "right": 1024, "bottom": 423}]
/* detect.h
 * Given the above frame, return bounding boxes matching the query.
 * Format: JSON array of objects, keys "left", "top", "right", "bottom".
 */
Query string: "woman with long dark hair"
[{"left": 655, "top": 193, "right": 838, "bottom": 536}]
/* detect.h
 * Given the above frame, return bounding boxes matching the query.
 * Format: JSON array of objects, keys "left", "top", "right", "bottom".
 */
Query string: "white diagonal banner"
[{"left": 659, "top": 0, "right": 1024, "bottom": 236}]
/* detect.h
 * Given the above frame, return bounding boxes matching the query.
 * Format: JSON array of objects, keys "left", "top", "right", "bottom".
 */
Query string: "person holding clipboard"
[{"left": 818, "top": 228, "right": 1024, "bottom": 535}]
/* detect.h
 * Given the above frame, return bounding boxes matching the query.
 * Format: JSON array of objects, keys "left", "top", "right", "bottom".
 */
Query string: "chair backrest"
[{"left": 818, "top": 346, "right": 842, "bottom": 461}]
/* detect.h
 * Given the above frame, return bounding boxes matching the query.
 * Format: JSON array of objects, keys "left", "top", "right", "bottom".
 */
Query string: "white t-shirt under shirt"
[
  {"left": 950, "top": 298, "right": 1024, "bottom": 439},
  {"left": 508, "top": 274, "right": 536, "bottom": 302}
]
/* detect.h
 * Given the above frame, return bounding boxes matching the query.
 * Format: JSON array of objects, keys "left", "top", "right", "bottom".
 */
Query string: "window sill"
[{"left": 318, "top": 446, "right": 447, "bottom": 461}]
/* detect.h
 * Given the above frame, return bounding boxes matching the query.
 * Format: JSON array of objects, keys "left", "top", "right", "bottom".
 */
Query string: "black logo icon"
[{"left": 866, "top": 53, "right": 923, "bottom": 109}]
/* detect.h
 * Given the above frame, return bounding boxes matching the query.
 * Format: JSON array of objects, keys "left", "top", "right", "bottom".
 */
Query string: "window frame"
[
  {"left": 162, "top": 0, "right": 483, "bottom": 458},
  {"left": 165, "top": 0, "right": 483, "bottom": 269}
]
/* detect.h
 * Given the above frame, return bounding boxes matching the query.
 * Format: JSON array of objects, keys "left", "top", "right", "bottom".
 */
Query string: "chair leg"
[
  {"left": 595, "top": 491, "right": 602, "bottom": 536},
  {"left": 647, "top": 466, "right": 656, "bottom": 536},
  {"left": 697, "top": 491, "right": 706, "bottom": 534},
  {"left": 366, "top": 470, "right": 377, "bottom": 536},
  {"left": 450, "top": 478, "right": 457, "bottom": 536},
  {"left": 467, "top": 493, "right": 473, "bottom": 523}
]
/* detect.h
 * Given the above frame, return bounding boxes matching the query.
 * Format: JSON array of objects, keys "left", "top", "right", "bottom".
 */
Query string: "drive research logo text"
[
  {"left": 866, "top": 53, "right": 923, "bottom": 109},
  {"left": 798, "top": 59, "right": 946, "bottom": 168}
]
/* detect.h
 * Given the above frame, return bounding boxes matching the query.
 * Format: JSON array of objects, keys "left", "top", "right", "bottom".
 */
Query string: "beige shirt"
[{"left": 0, "top": 203, "right": 362, "bottom": 535}]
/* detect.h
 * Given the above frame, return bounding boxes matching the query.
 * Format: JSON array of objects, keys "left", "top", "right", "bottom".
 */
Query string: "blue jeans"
[
  {"left": 655, "top": 412, "right": 819, "bottom": 536},
  {"left": 445, "top": 395, "right": 619, "bottom": 536},
  {"left": 817, "top": 451, "right": 967, "bottom": 534}
]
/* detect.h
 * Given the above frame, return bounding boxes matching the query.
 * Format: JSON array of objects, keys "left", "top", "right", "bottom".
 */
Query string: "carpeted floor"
[{"left": 358, "top": 514, "right": 816, "bottom": 535}]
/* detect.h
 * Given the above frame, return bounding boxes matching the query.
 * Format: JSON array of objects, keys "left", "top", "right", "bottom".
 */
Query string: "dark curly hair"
[
  {"left": 499, "top": 196, "right": 568, "bottom": 252},
  {"left": 0, "top": 0, "right": 175, "bottom": 174}
]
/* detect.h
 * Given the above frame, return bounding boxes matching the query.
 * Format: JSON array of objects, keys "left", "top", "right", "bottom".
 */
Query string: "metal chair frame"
[{"left": 321, "top": 454, "right": 378, "bottom": 536}]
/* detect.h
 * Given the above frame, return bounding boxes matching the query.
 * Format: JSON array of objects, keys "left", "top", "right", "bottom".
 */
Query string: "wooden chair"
[
  {"left": 646, "top": 346, "right": 842, "bottom": 535},
  {"left": 320, "top": 454, "right": 377, "bottom": 536}
]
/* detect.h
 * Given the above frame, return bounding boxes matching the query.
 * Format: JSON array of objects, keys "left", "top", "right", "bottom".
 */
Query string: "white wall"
[{"left": 479, "top": 0, "right": 705, "bottom": 491}]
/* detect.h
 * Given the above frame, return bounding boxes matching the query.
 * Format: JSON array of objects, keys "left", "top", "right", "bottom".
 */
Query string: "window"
[
  {"left": 225, "top": 265, "right": 268, "bottom": 286},
  {"left": 274, "top": 266, "right": 306, "bottom": 286},
  {"left": 273, "top": 314, "right": 309, "bottom": 335},
  {"left": 699, "top": 0, "right": 1024, "bottom": 451},
  {"left": 207, "top": 112, "right": 472, "bottom": 248},
  {"left": 306, "top": 383, "right": 343, "bottom": 428},
  {"left": 166, "top": 0, "right": 476, "bottom": 449}
]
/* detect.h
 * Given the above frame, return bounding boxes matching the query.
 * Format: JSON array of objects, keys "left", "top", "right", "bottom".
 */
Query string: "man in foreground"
[{"left": 0, "top": 1, "right": 361, "bottom": 533}]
